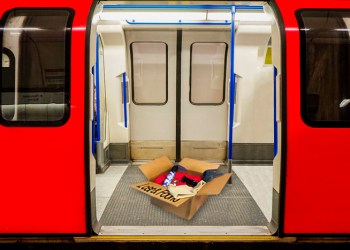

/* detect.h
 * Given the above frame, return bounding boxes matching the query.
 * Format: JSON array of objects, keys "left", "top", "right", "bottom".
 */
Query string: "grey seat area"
[{"left": 1, "top": 103, "right": 66, "bottom": 121}]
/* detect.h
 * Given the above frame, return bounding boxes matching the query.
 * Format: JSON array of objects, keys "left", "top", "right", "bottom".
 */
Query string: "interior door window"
[
  {"left": 190, "top": 42, "right": 228, "bottom": 105},
  {"left": 130, "top": 42, "right": 168, "bottom": 105}
]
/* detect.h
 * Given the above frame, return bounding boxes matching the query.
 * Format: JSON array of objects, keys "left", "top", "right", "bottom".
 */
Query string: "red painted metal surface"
[
  {"left": 276, "top": 0, "right": 350, "bottom": 234},
  {"left": 0, "top": 0, "right": 92, "bottom": 234},
  {"left": 1, "top": 0, "right": 349, "bottom": 236}
]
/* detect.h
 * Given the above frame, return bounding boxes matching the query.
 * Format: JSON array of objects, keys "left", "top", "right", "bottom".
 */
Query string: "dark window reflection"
[
  {"left": 0, "top": 9, "right": 73, "bottom": 125},
  {"left": 298, "top": 11, "right": 350, "bottom": 124}
]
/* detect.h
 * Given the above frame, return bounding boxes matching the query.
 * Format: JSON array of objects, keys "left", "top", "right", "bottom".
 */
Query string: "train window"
[
  {"left": 130, "top": 42, "right": 168, "bottom": 105},
  {"left": 297, "top": 10, "right": 350, "bottom": 126},
  {"left": 0, "top": 9, "right": 73, "bottom": 126},
  {"left": 190, "top": 42, "right": 228, "bottom": 105}
]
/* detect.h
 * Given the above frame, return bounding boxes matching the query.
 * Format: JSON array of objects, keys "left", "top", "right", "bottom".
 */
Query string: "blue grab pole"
[
  {"left": 91, "top": 66, "right": 96, "bottom": 154},
  {"left": 228, "top": 6, "right": 236, "bottom": 162},
  {"left": 122, "top": 72, "right": 128, "bottom": 128},
  {"left": 274, "top": 66, "right": 278, "bottom": 156}
]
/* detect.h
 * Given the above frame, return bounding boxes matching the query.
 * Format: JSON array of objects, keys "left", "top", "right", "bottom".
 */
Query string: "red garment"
[
  {"left": 154, "top": 173, "right": 168, "bottom": 185},
  {"left": 154, "top": 172, "right": 202, "bottom": 186}
]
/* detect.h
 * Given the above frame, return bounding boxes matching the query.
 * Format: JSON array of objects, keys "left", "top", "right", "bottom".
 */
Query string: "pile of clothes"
[{"left": 153, "top": 165, "right": 223, "bottom": 199}]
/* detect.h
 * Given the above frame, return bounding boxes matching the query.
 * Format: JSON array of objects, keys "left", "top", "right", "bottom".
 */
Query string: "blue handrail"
[
  {"left": 274, "top": 66, "right": 278, "bottom": 156},
  {"left": 122, "top": 72, "right": 128, "bottom": 128},
  {"left": 236, "top": 5, "right": 263, "bottom": 10},
  {"left": 103, "top": 5, "right": 263, "bottom": 11},
  {"left": 228, "top": 6, "right": 236, "bottom": 162},
  {"left": 126, "top": 20, "right": 231, "bottom": 25},
  {"left": 91, "top": 66, "right": 96, "bottom": 154},
  {"left": 103, "top": 4, "right": 231, "bottom": 10}
]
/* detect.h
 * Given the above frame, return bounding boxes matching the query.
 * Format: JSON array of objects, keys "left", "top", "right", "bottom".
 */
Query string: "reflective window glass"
[
  {"left": 131, "top": 42, "right": 168, "bottom": 105},
  {"left": 0, "top": 9, "right": 73, "bottom": 125},
  {"left": 298, "top": 10, "right": 350, "bottom": 125},
  {"left": 190, "top": 42, "right": 227, "bottom": 105}
]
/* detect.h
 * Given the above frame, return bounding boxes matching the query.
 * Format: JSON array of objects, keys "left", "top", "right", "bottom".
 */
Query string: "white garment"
[{"left": 168, "top": 180, "right": 206, "bottom": 199}]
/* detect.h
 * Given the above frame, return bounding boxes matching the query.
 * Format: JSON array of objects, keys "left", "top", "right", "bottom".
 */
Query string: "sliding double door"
[{"left": 127, "top": 29, "right": 229, "bottom": 161}]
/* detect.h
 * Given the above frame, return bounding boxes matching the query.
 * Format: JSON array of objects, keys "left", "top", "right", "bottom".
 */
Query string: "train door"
[
  {"left": 181, "top": 31, "right": 229, "bottom": 161},
  {"left": 127, "top": 29, "right": 229, "bottom": 161},
  {"left": 0, "top": 0, "right": 93, "bottom": 234},
  {"left": 126, "top": 30, "right": 177, "bottom": 160}
]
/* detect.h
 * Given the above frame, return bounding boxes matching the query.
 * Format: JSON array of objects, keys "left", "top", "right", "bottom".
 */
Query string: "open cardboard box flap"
[
  {"left": 197, "top": 173, "right": 232, "bottom": 195},
  {"left": 138, "top": 156, "right": 174, "bottom": 180}
]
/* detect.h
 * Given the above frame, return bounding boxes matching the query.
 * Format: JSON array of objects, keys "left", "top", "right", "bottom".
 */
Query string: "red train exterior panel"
[
  {"left": 276, "top": 0, "right": 350, "bottom": 234},
  {"left": 0, "top": 0, "right": 349, "bottom": 237},
  {"left": 0, "top": 0, "right": 92, "bottom": 234}
]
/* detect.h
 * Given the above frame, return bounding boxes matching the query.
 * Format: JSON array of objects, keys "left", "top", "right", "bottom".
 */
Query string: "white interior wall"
[
  {"left": 98, "top": 24, "right": 130, "bottom": 144},
  {"left": 271, "top": 20, "right": 282, "bottom": 192},
  {"left": 234, "top": 24, "right": 274, "bottom": 143},
  {"left": 263, "top": 4, "right": 282, "bottom": 194},
  {"left": 97, "top": 38, "right": 108, "bottom": 148}
]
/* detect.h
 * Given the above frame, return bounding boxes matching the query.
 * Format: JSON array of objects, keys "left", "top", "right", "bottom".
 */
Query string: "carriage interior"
[{"left": 86, "top": 1, "right": 282, "bottom": 236}]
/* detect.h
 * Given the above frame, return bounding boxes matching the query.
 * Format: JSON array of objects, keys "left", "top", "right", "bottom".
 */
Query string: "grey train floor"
[{"left": 98, "top": 164, "right": 268, "bottom": 227}]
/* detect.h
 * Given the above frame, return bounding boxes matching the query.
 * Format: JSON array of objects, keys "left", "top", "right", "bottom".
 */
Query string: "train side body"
[
  {"left": 0, "top": 0, "right": 350, "bottom": 240},
  {"left": 0, "top": 0, "right": 92, "bottom": 234},
  {"left": 276, "top": 0, "right": 350, "bottom": 234}
]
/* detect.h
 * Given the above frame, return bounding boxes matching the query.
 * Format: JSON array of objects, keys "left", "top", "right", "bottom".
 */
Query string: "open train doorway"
[{"left": 89, "top": 1, "right": 282, "bottom": 236}]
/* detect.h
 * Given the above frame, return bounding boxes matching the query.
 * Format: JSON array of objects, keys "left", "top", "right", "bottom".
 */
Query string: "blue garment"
[{"left": 202, "top": 169, "right": 223, "bottom": 182}]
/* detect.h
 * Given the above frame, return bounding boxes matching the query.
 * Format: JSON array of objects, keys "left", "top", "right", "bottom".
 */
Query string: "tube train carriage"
[{"left": 1, "top": 0, "right": 350, "bottom": 243}]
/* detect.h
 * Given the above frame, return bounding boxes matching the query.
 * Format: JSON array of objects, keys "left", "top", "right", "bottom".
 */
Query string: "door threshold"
[{"left": 99, "top": 225, "right": 271, "bottom": 236}]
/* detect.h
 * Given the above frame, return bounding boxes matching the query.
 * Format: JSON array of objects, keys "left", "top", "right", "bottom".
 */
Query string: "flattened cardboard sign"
[{"left": 131, "top": 181, "right": 189, "bottom": 207}]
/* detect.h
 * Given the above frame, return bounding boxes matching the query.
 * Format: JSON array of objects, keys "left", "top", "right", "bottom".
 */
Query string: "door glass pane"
[
  {"left": 298, "top": 10, "right": 350, "bottom": 125},
  {"left": 131, "top": 42, "right": 168, "bottom": 105},
  {"left": 190, "top": 42, "right": 227, "bottom": 105},
  {"left": 0, "top": 9, "right": 73, "bottom": 125}
]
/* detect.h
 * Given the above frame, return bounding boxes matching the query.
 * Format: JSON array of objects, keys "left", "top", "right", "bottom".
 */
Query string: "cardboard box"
[{"left": 131, "top": 156, "right": 232, "bottom": 220}]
